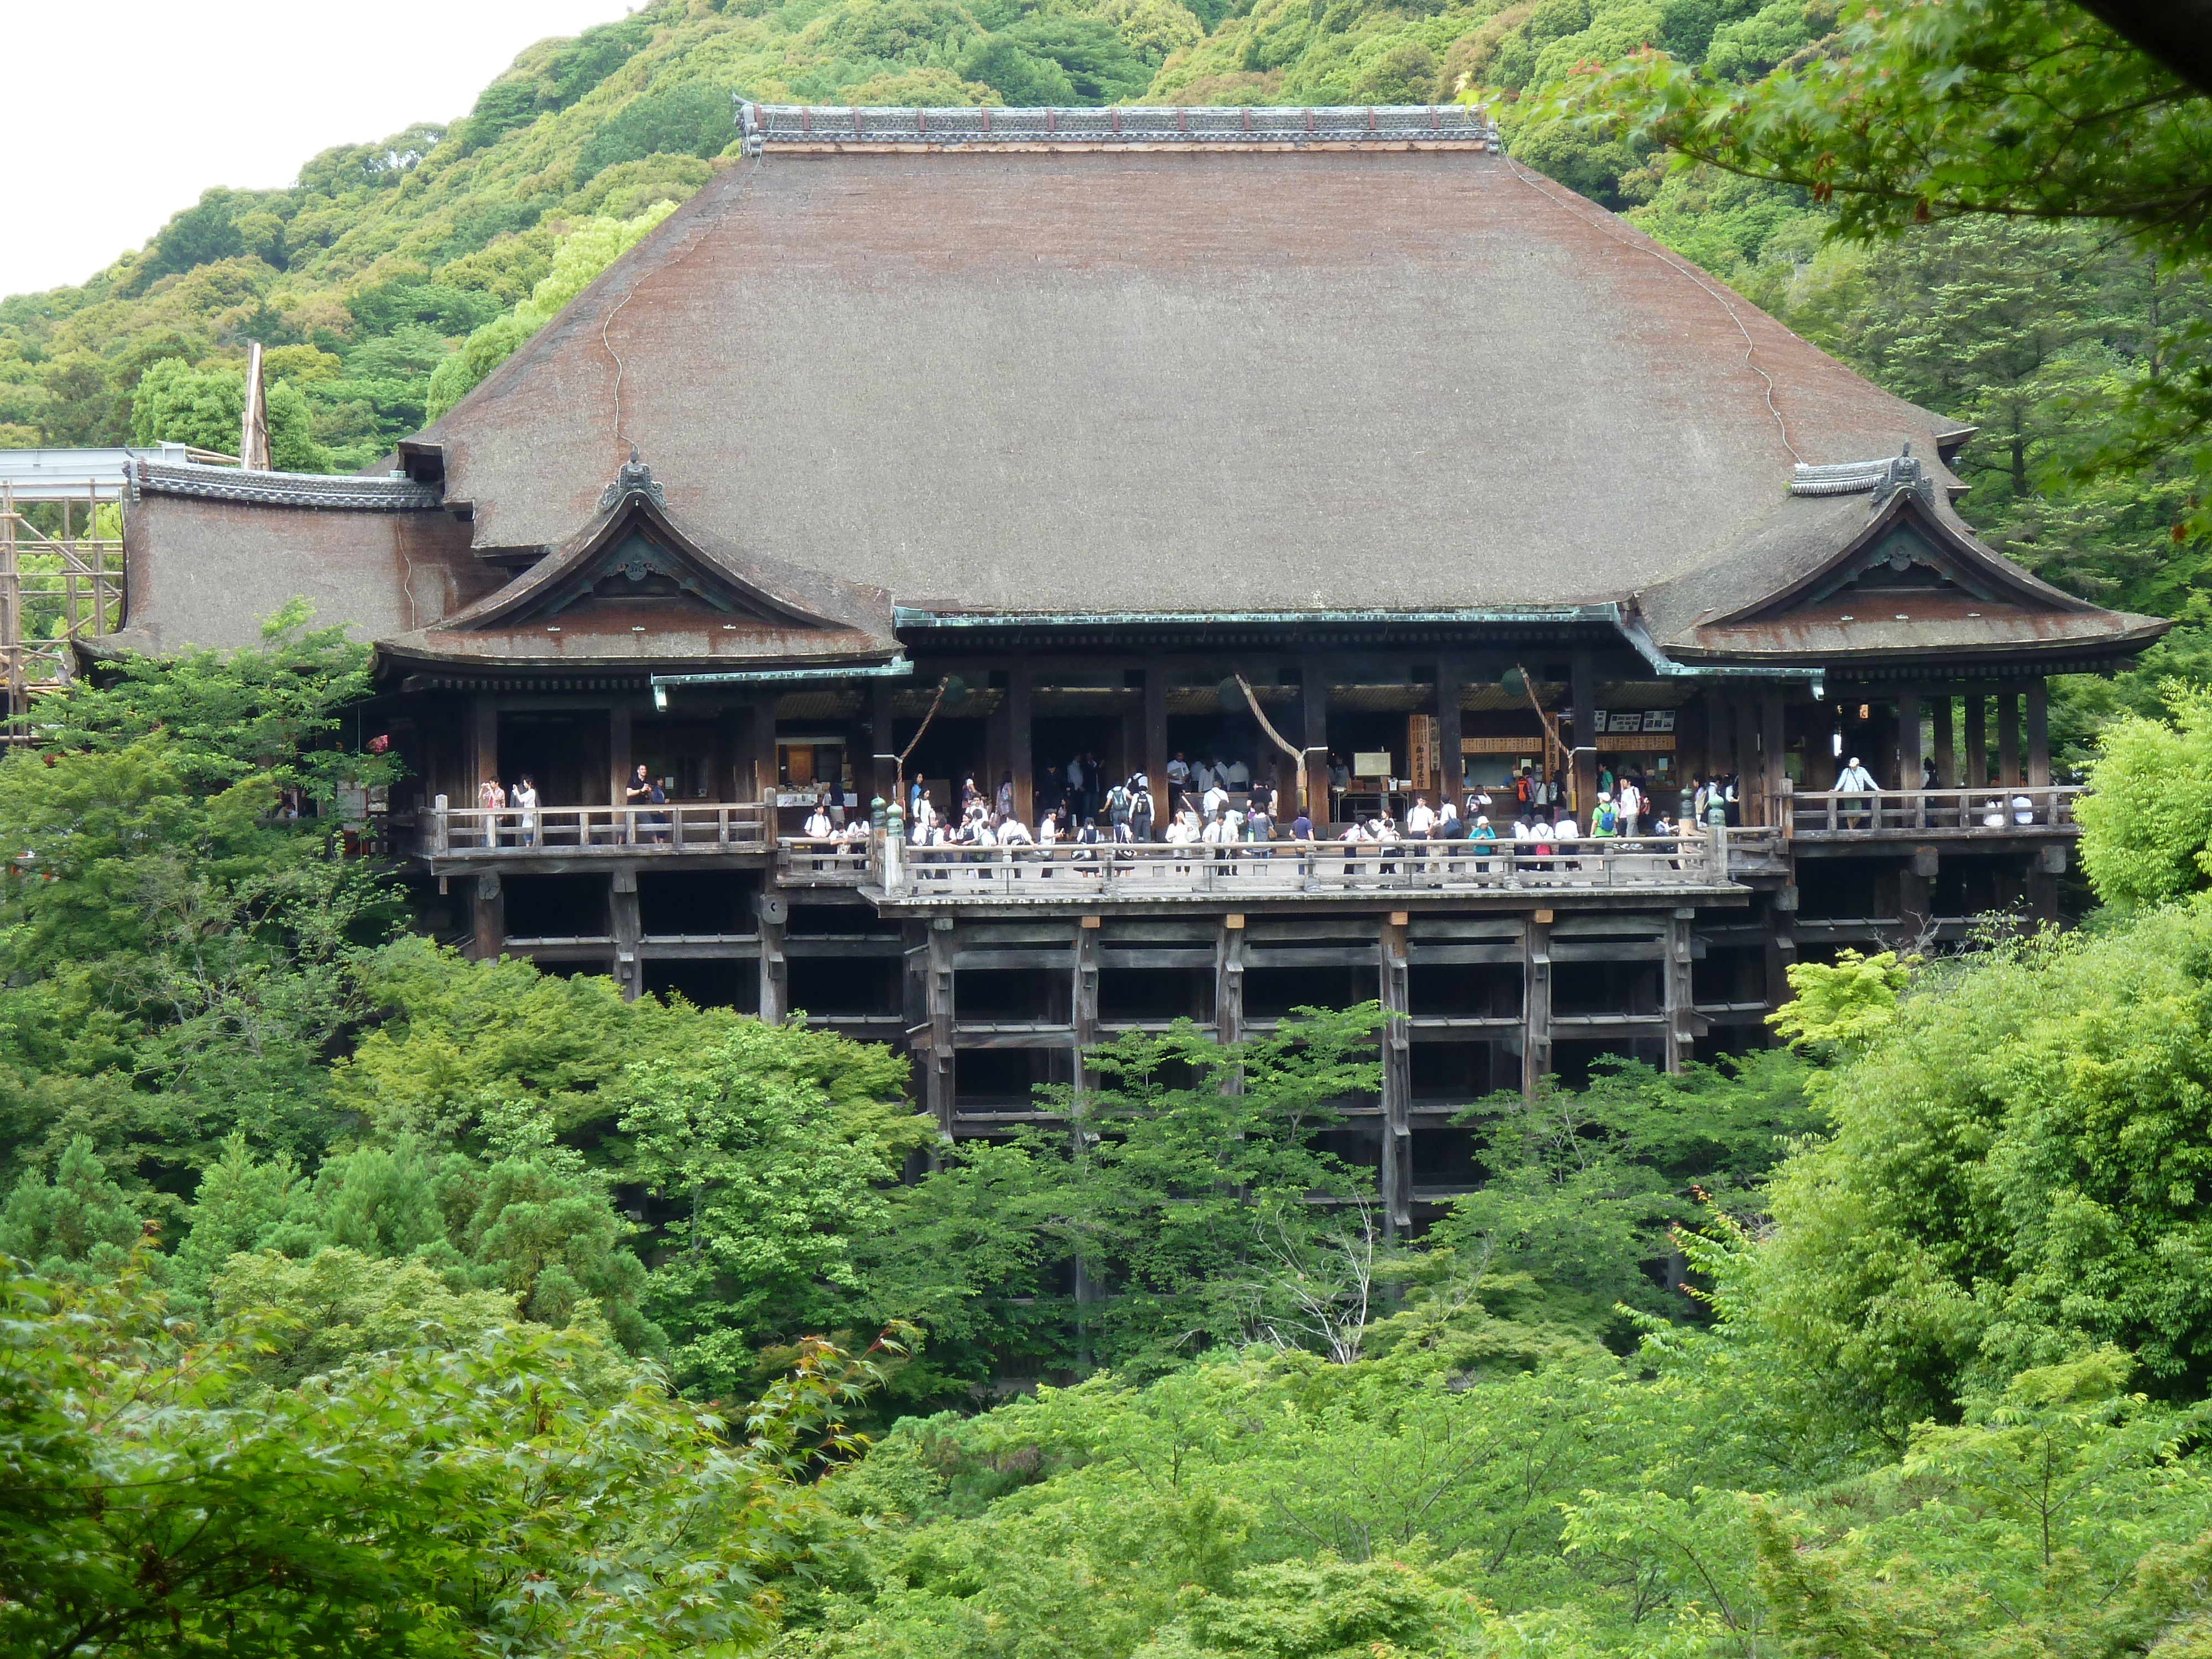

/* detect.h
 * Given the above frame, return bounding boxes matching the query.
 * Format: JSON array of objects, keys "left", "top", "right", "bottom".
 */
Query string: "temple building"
[{"left": 104, "top": 104, "right": 2163, "bottom": 1226}]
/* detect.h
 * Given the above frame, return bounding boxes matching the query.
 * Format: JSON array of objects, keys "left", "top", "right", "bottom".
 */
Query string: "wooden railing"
[
  {"left": 1782, "top": 786, "right": 2083, "bottom": 836},
  {"left": 420, "top": 803, "right": 769, "bottom": 854},
  {"left": 874, "top": 831, "right": 1756, "bottom": 900}
]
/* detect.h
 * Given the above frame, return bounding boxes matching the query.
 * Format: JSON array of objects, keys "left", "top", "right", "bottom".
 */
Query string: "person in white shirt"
[
  {"left": 1203, "top": 782, "right": 1229, "bottom": 822},
  {"left": 1191, "top": 758, "right": 1216, "bottom": 793},
  {"left": 1167, "top": 753, "right": 1191, "bottom": 791},
  {"left": 804, "top": 804, "right": 833, "bottom": 839},
  {"left": 1405, "top": 795, "right": 1436, "bottom": 837},
  {"left": 1617, "top": 778, "right": 1642, "bottom": 837},
  {"left": 1000, "top": 815, "right": 1034, "bottom": 846},
  {"left": 1552, "top": 811, "right": 1580, "bottom": 869},
  {"left": 510, "top": 775, "right": 539, "bottom": 846},
  {"left": 1835, "top": 755, "right": 1878, "bottom": 827},
  {"left": 1225, "top": 757, "right": 1250, "bottom": 789}
]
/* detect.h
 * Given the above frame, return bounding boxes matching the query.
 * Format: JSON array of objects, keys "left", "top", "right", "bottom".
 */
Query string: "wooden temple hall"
[{"left": 104, "top": 105, "right": 2163, "bottom": 1221}]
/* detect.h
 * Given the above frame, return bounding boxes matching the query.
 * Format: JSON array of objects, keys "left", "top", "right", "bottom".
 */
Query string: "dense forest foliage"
[{"left": 12, "top": 615, "right": 2212, "bottom": 1655}]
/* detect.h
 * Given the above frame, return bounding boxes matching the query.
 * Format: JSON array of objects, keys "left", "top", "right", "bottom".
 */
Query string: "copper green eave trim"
[{"left": 893, "top": 605, "right": 1826, "bottom": 688}]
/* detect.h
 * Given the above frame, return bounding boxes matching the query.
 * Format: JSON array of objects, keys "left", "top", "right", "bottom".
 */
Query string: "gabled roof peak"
[
  {"left": 599, "top": 449, "right": 666, "bottom": 513},
  {"left": 1790, "top": 445, "right": 1939, "bottom": 515}
]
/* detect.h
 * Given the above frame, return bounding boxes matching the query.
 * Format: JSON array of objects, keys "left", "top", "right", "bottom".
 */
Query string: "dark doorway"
[
  {"left": 896, "top": 714, "right": 988, "bottom": 821},
  {"left": 1032, "top": 716, "right": 1127, "bottom": 821},
  {"left": 634, "top": 718, "right": 719, "bottom": 805},
  {"left": 499, "top": 713, "right": 607, "bottom": 807}
]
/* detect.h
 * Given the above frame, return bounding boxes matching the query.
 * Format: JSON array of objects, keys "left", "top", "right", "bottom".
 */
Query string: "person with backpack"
[
  {"left": 1131, "top": 779, "right": 1156, "bottom": 842},
  {"left": 1107, "top": 777, "right": 1133, "bottom": 838},
  {"left": 1592, "top": 792, "right": 1619, "bottom": 838},
  {"left": 1617, "top": 774, "right": 1642, "bottom": 838}
]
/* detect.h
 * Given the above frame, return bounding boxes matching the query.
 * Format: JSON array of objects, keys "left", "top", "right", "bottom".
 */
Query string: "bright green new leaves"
[
  {"left": 0, "top": 1133, "right": 144, "bottom": 1281},
  {"left": 1720, "top": 915, "right": 2212, "bottom": 1439},
  {"left": 2078, "top": 686, "right": 2212, "bottom": 907},
  {"left": 1750, "top": 1352, "right": 2212, "bottom": 1659},
  {"left": 0, "top": 1257, "right": 884, "bottom": 1659},
  {"left": 624, "top": 1018, "right": 927, "bottom": 1396},
  {"left": 1767, "top": 949, "right": 1908, "bottom": 1057}
]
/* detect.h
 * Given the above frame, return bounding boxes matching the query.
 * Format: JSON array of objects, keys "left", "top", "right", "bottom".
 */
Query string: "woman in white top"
[{"left": 511, "top": 775, "right": 539, "bottom": 846}]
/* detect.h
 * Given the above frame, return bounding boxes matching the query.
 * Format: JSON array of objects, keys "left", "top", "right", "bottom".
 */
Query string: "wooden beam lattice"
[{"left": 0, "top": 478, "right": 124, "bottom": 734}]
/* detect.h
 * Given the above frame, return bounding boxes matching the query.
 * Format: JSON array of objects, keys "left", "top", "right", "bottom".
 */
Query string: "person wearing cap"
[{"left": 1835, "top": 754, "right": 1879, "bottom": 828}]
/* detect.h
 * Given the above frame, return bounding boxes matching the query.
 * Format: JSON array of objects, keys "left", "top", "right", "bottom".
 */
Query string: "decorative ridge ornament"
[
  {"left": 735, "top": 100, "right": 1500, "bottom": 150},
  {"left": 599, "top": 448, "right": 667, "bottom": 513},
  {"left": 1790, "top": 444, "right": 1938, "bottom": 516}
]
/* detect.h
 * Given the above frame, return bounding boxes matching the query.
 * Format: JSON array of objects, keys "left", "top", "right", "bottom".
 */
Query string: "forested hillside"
[{"left": 2, "top": 0, "right": 2206, "bottom": 638}]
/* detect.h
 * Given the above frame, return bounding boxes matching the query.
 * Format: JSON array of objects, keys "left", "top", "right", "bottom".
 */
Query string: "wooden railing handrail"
[
  {"left": 1782, "top": 784, "right": 2083, "bottom": 835},
  {"left": 420, "top": 801, "right": 770, "bottom": 854},
  {"left": 877, "top": 830, "right": 1747, "bottom": 898}
]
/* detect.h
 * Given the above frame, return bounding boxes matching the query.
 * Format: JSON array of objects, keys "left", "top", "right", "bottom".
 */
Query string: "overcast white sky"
[{"left": 2, "top": 0, "right": 635, "bottom": 299}]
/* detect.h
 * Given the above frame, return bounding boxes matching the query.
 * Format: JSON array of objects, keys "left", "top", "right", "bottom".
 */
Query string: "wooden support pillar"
[
  {"left": 985, "top": 674, "right": 1013, "bottom": 815},
  {"left": 1997, "top": 690, "right": 2021, "bottom": 787},
  {"left": 1008, "top": 662, "right": 1034, "bottom": 823},
  {"left": 752, "top": 693, "right": 780, "bottom": 805},
  {"left": 1762, "top": 893, "right": 1795, "bottom": 1027},
  {"left": 1662, "top": 908, "right": 1695, "bottom": 1075},
  {"left": 1897, "top": 689, "right": 1923, "bottom": 794},
  {"left": 1379, "top": 911, "right": 1411, "bottom": 1237},
  {"left": 1073, "top": 915, "right": 1099, "bottom": 1097},
  {"left": 1521, "top": 910, "right": 1552, "bottom": 1098},
  {"left": 608, "top": 701, "right": 633, "bottom": 807},
  {"left": 470, "top": 872, "right": 504, "bottom": 963},
  {"left": 756, "top": 890, "right": 788, "bottom": 1024},
  {"left": 1731, "top": 697, "right": 1759, "bottom": 823},
  {"left": 1570, "top": 653, "right": 1597, "bottom": 818},
  {"left": 1930, "top": 692, "right": 1956, "bottom": 787},
  {"left": 1901, "top": 844, "right": 1937, "bottom": 942},
  {"left": 1436, "top": 659, "right": 1464, "bottom": 813},
  {"left": 1964, "top": 692, "right": 1989, "bottom": 790},
  {"left": 1142, "top": 664, "right": 1169, "bottom": 796},
  {"left": 2027, "top": 843, "right": 2065, "bottom": 926},
  {"left": 1214, "top": 913, "right": 1246, "bottom": 1055},
  {"left": 1760, "top": 690, "right": 1786, "bottom": 825},
  {"left": 2026, "top": 680, "right": 2050, "bottom": 786},
  {"left": 901, "top": 921, "right": 935, "bottom": 1159},
  {"left": 1302, "top": 656, "right": 1329, "bottom": 821},
  {"left": 610, "top": 868, "right": 641, "bottom": 1002},
  {"left": 925, "top": 917, "right": 956, "bottom": 1138},
  {"left": 868, "top": 683, "right": 896, "bottom": 810},
  {"left": 469, "top": 695, "right": 498, "bottom": 799}
]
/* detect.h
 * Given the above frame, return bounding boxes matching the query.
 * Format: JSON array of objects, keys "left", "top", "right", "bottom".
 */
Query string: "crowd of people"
[{"left": 879, "top": 755, "right": 1714, "bottom": 854}]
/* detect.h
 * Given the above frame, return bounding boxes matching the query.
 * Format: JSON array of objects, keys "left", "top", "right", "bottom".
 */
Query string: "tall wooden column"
[
  {"left": 901, "top": 921, "right": 935, "bottom": 1159},
  {"left": 1570, "top": 653, "right": 1597, "bottom": 817},
  {"left": 1214, "top": 914, "right": 1245, "bottom": 1056},
  {"left": 1997, "top": 690, "right": 2022, "bottom": 786},
  {"left": 1964, "top": 692, "right": 1989, "bottom": 790},
  {"left": 1142, "top": 664, "right": 1169, "bottom": 794},
  {"left": 469, "top": 695, "right": 498, "bottom": 797},
  {"left": 1436, "top": 659, "right": 1464, "bottom": 812},
  {"left": 1521, "top": 911, "right": 1552, "bottom": 1098},
  {"left": 757, "top": 890, "right": 787, "bottom": 1024},
  {"left": 2026, "top": 680, "right": 2051, "bottom": 786},
  {"left": 751, "top": 693, "right": 780, "bottom": 805},
  {"left": 1929, "top": 693, "right": 1956, "bottom": 787},
  {"left": 610, "top": 868, "right": 641, "bottom": 1002},
  {"left": 470, "top": 872, "right": 504, "bottom": 963},
  {"left": 868, "top": 684, "right": 895, "bottom": 808},
  {"left": 1761, "top": 691, "right": 1787, "bottom": 823},
  {"left": 1897, "top": 690, "right": 1923, "bottom": 792},
  {"left": 1008, "top": 662, "right": 1034, "bottom": 822},
  {"left": 608, "top": 702, "right": 633, "bottom": 807},
  {"left": 1073, "top": 916, "right": 1099, "bottom": 1097},
  {"left": 1302, "top": 656, "right": 1329, "bottom": 821},
  {"left": 1379, "top": 912, "right": 1411, "bottom": 1238},
  {"left": 1809, "top": 700, "right": 1841, "bottom": 792},
  {"left": 925, "top": 918, "right": 956, "bottom": 1138},
  {"left": 1731, "top": 699, "right": 1760, "bottom": 821},
  {"left": 1662, "top": 909, "right": 1695, "bottom": 1075}
]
